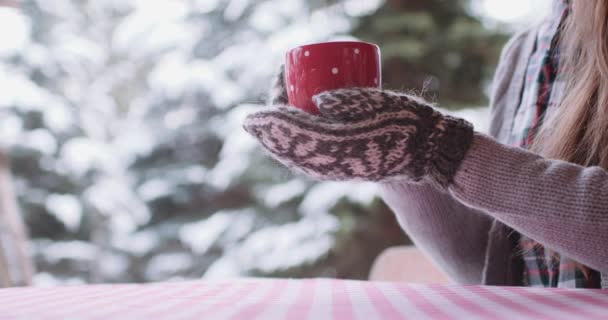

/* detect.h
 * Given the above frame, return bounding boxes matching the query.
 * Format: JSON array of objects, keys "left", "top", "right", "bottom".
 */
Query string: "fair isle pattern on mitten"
[
  {"left": 312, "top": 88, "right": 425, "bottom": 122},
  {"left": 244, "top": 88, "right": 474, "bottom": 187}
]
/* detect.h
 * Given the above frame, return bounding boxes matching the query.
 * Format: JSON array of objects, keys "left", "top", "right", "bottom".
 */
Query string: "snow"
[
  {"left": 0, "top": 65, "right": 54, "bottom": 109},
  {"left": 262, "top": 179, "right": 308, "bottom": 208},
  {"left": 45, "top": 194, "right": 83, "bottom": 232},
  {"left": 224, "top": 0, "right": 252, "bottom": 21},
  {"left": 180, "top": 213, "right": 233, "bottom": 254},
  {"left": 179, "top": 209, "right": 257, "bottom": 254},
  {"left": 113, "top": 0, "right": 192, "bottom": 57},
  {"left": 299, "top": 181, "right": 379, "bottom": 217},
  {"left": 0, "top": 113, "right": 22, "bottom": 147},
  {"left": 37, "top": 240, "right": 97, "bottom": 264},
  {"left": 264, "top": 13, "right": 350, "bottom": 54},
  {"left": 274, "top": 0, "right": 307, "bottom": 18},
  {"left": 249, "top": 3, "right": 286, "bottom": 32},
  {"left": 33, "top": 272, "right": 86, "bottom": 287},
  {"left": 99, "top": 253, "right": 129, "bottom": 277},
  {"left": 0, "top": 63, "right": 74, "bottom": 136},
  {"left": 112, "top": 230, "right": 160, "bottom": 257},
  {"left": 183, "top": 166, "right": 208, "bottom": 183},
  {"left": 34, "top": 0, "right": 78, "bottom": 18},
  {"left": 148, "top": 53, "right": 243, "bottom": 108},
  {"left": 138, "top": 179, "right": 174, "bottom": 201},
  {"left": 43, "top": 103, "right": 75, "bottom": 133},
  {"left": 84, "top": 177, "right": 151, "bottom": 231},
  {"left": 51, "top": 34, "right": 106, "bottom": 69},
  {"left": 22, "top": 129, "right": 57, "bottom": 155},
  {"left": 218, "top": 212, "right": 256, "bottom": 245},
  {"left": 203, "top": 214, "right": 339, "bottom": 278},
  {"left": 192, "top": 0, "right": 222, "bottom": 14},
  {"left": 145, "top": 253, "right": 193, "bottom": 280},
  {"left": 343, "top": 0, "right": 384, "bottom": 17},
  {"left": 207, "top": 104, "right": 260, "bottom": 188},
  {"left": 110, "top": 125, "right": 156, "bottom": 166},
  {"left": 59, "top": 138, "right": 110, "bottom": 177},
  {"left": 0, "top": 8, "right": 30, "bottom": 57},
  {"left": 163, "top": 107, "right": 198, "bottom": 130}
]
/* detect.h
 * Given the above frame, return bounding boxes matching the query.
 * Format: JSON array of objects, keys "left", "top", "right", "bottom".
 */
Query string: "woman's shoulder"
[
  {"left": 503, "top": 26, "right": 537, "bottom": 53},
  {"left": 488, "top": 25, "right": 540, "bottom": 140},
  {"left": 494, "top": 25, "right": 539, "bottom": 85}
]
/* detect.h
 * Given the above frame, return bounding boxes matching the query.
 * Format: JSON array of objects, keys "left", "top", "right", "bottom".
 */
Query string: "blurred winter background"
[{"left": 0, "top": 0, "right": 550, "bottom": 285}]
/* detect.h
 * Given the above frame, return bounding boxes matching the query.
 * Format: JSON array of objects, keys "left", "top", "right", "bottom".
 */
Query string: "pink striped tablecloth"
[{"left": 1, "top": 278, "right": 608, "bottom": 319}]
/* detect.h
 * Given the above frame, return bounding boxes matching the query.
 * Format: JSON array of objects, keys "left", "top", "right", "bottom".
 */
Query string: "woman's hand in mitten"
[{"left": 244, "top": 69, "right": 474, "bottom": 187}]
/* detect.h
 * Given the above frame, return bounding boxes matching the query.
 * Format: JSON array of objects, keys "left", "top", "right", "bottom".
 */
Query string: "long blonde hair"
[
  {"left": 534, "top": 1, "right": 608, "bottom": 167},
  {"left": 532, "top": 1, "right": 608, "bottom": 276}
]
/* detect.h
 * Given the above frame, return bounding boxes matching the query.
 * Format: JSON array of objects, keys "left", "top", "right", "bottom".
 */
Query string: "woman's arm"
[
  {"left": 451, "top": 133, "right": 608, "bottom": 274},
  {"left": 255, "top": 65, "right": 499, "bottom": 284},
  {"left": 245, "top": 27, "right": 538, "bottom": 285},
  {"left": 380, "top": 181, "right": 493, "bottom": 284},
  {"left": 379, "top": 28, "right": 535, "bottom": 285}
]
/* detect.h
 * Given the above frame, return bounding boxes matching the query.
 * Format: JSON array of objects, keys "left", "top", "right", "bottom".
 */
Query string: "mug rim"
[{"left": 286, "top": 40, "right": 379, "bottom": 54}]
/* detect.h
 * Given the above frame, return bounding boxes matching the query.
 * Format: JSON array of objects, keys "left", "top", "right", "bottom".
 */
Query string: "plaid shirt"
[{"left": 511, "top": 0, "right": 602, "bottom": 288}]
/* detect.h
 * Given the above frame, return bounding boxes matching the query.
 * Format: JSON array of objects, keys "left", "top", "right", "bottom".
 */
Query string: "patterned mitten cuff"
[{"left": 422, "top": 113, "right": 475, "bottom": 187}]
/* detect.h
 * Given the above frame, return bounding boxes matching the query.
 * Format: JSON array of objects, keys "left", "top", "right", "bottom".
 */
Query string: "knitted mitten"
[{"left": 244, "top": 71, "right": 474, "bottom": 187}]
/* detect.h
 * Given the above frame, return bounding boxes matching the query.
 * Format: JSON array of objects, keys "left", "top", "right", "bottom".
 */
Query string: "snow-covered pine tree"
[{"left": 1, "top": 0, "right": 505, "bottom": 283}]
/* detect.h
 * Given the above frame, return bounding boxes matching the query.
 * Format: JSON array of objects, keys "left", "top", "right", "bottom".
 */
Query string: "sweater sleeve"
[
  {"left": 377, "top": 28, "right": 534, "bottom": 285},
  {"left": 451, "top": 133, "right": 608, "bottom": 274},
  {"left": 379, "top": 181, "right": 493, "bottom": 284}
]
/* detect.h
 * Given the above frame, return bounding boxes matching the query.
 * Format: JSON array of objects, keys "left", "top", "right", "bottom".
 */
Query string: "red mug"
[{"left": 285, "top": 41, "right": 382, "bottom": 114}]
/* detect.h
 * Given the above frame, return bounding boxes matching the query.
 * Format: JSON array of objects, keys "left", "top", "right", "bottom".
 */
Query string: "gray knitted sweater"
[{"left": 380, "top": 25, "right": 608, "bottom": 288}]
